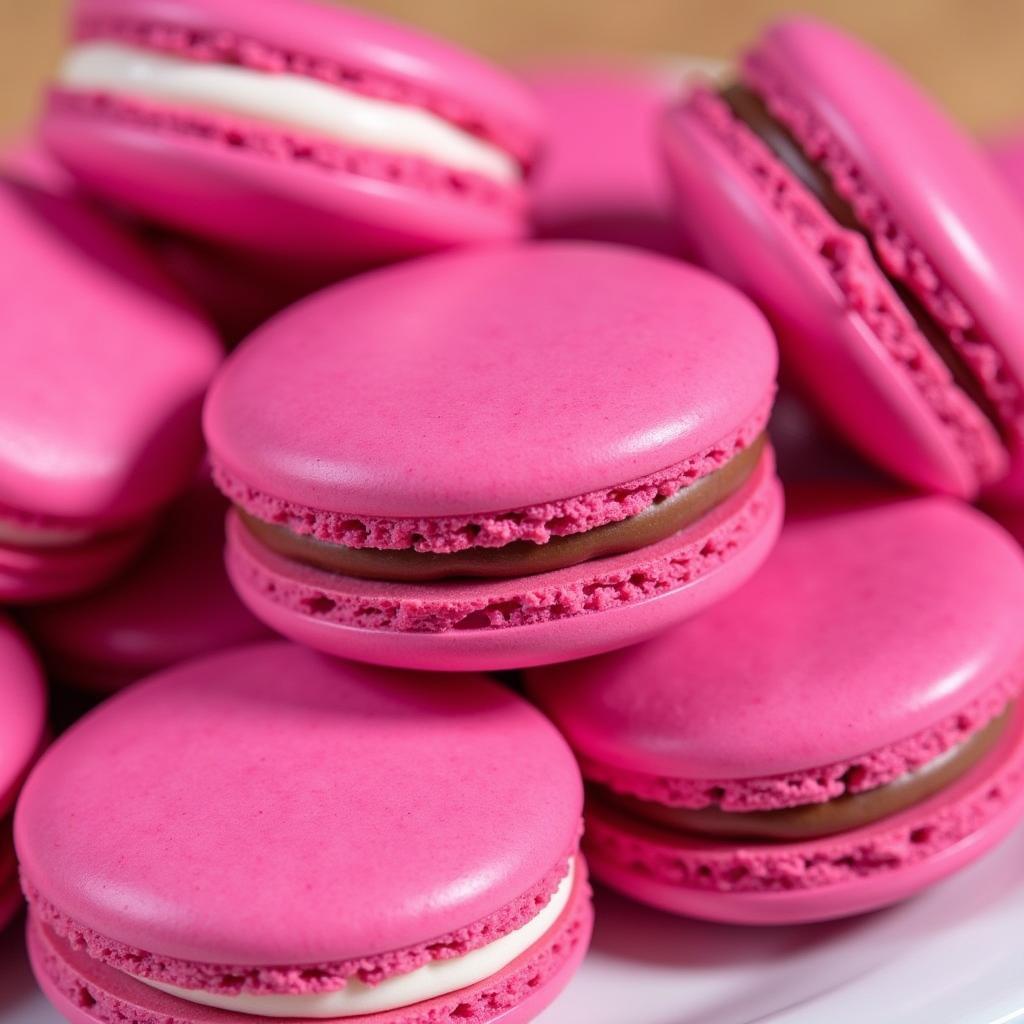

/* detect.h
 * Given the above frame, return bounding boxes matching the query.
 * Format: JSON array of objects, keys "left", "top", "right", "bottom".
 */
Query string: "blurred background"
[{"left": 1, "top": 0, "right": 1023, "bottom": 142}]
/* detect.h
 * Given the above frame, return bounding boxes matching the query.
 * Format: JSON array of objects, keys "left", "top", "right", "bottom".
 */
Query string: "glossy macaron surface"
[
  {"left": 0, "top": 178, "right": 220, "bottom": 527},
  {"left": 529, "top": 492, "right": 1024, "bottom": 781},
  {"left": 16, "top": 642, "right": 582, "bottom": 966},
  {"left": 206, "top": 241, "right": 776, "bottom": 518}
]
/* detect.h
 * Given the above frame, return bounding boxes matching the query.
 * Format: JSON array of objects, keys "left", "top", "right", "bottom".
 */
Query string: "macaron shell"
[
  {"left": 749, "top": 18, "right": 1024, "bottom": 416},
  {"left": 0, "top": 179, "right": 221, "bottom": 524},
  {"left": 525, "top": 61, "right": 705, "bottom": 254},
  {"left": 0, "top": 615, "right": 47, "bottom": 816},
  {"left": 527, "top": 494, "right": 1024, "bottom": 780},
  {"left": 204, "top": 242, "right": 778, "bottom": 518},
  {"left": 223, "top": 456, "right": 783, "bottom": 671},
  {"left": 22, "top": 481, "right": 268, "bottom": 691},
  {"left": 28, "top": 865, "right": 592, "bottom": 1024},
  {"left": 583, "top": 699, "right": 1024, "bottom": 924},
  {"left": 42, "top": 101, "right": 529, "bottom": 269},
  {"left": 661, "top": 92, "right": 1000, "bottom": 497},
  {"left": 0, "top": 521, "right": 151, "bottom": 605},
  {"left": 16, "top": 642, "right": 581, "bottom": 966}
]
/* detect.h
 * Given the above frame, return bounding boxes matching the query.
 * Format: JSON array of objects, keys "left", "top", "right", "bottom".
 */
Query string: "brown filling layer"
[
  {"left": 599, "top": 707, "right": 1009, "bottom": 841},
  {"left": 240, "top": 435, "right": 766, "bottom": 582},
  {"left": 721, "top": 83, "right": 1003, "bottom": 435}
]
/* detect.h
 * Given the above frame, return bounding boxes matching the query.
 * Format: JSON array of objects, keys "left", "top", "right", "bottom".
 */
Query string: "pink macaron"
[
  {"left": 527, "top": 490, "right": 1024, "bottom": 924},
  {"left": 18, "top": 641, "right": 591, "bottom": 1024},
  {"left": 0, "top": 175, "right": 221, "bottom": 603},
  {"left": 21, "top": 477, "right": 268, "bottom": 692},
  {"left": 660, "top": 17, "right": 1024, "bottom": 500},
  {"left": 41, "top": 0, "right": 544, "bottom": 271},
  {"left": 0, "top": 615, "right": 47, "bottom": 931},
  {"left": 204, "top": 242, "right": 782, "bottom": 671},
  {"left": 525, "top": 60, "right": 722, "bottom": 254}
]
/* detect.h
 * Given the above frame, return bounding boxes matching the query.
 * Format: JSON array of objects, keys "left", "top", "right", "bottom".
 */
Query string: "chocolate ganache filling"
[
  {"left": 721, "top": 83, "right": 1004, "bottom": 436},
  {"left": 241, "top": 434, "right": 766, "bottom": 582},
  {"left": 597, "top": 707, "right": 1010, "bottom": 842}
]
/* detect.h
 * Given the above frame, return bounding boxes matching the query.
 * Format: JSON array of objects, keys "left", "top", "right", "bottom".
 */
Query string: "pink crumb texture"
[
  {"left": 214, "top": 401, "right": 771, "bottom": 554},
  {"left": 70, "top": 0, "right": 544, "bottom": 166},
  {"left": 226, "top": 446, "right": 778, "bottom": 635},
  {"left": 677, "top": 87, "right": 1005, "bottom": 489},
  {"left": 27, "top": 866, "right": 593, "bottom": 1024},
  {"left": 585, "top": 667, "right": 1024, "bottom": 812},
  {"left": 47, "top": 91, "right": 524, "bottom": 213},
  {"left": 741, "top": 47, "right": 1024, "bottom": 448},
  {"left": 22, "top": 851, "right": 576, "bottom": 995},
  {"left": 584, "top": 702, "right": 1024, "bottom": 898}
]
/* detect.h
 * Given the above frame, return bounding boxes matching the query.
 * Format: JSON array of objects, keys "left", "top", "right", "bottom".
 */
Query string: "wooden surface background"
[{"left": 2, "top": 0, "right": 1022, "bottom": 142}]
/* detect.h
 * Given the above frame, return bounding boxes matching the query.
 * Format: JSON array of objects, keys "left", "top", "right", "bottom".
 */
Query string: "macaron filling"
[
  {"left": 236, "top": 434, "right": 767, "bottom": 582},
  {"left": 720, "top": 83, "right": 1005, "bottom": 434},
  {"left": 112, "top": 858, "right": 578, "bottom": 1019},
  {"left": 597, "top": 708, "right": 1010, "bottom": 841},
  {"left": 698, "top": 68, "right": 1024, "bottom": 477},
  {"left": 57, "top": 42, "right": 521, "bottom": 186}
]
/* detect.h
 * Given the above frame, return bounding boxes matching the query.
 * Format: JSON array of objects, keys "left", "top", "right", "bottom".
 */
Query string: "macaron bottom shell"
[
  {"left": 583, "top": 699, "right": 1024, "bottom": 925},
  {"left": 26, "top": 860, "right": 593, "bottom": 1024},
  {"left": 223, "top": 451, "right": 783, "bottom": 671},
  {"left": 0, "top": 524, "right": 151, "bottom": 604}
]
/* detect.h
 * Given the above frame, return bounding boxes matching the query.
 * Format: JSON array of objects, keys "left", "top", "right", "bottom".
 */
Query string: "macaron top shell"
[
  {"left": 745, "top": 18, "right": 1024, "bottom": 434},
  {"left": 0, "top": 615, "right": 46, "bottom": 816},
  {"left": 205, "top": 242, "right": 777, "bottom": 518},
  {"left": 528, "top": 493, "right": 1024, "bottom": 780},
  {"left": 0, "top": 179, "right": 221, "bottom": 525},
  {"left": 15, "top": 642, "right": 582, "bottom": 966},
  {"left": 71, "top": 0, "right": 544, "bottom": 166}
]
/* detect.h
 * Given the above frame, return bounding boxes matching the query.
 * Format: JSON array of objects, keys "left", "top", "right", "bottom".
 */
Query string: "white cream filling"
[
  {"left": 58, "top": 42, "right": 520, "bottom": 185},
  {"left": 130, "top": 858, "right": 575, "bottom": 1019}
]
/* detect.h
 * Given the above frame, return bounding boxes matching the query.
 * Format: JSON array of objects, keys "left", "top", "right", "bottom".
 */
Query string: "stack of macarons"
[{"left": 7, "top": 2, "right": 1024, "bottom": 1023}]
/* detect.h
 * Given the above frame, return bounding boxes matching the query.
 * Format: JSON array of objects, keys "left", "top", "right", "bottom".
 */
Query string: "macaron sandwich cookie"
[
  {"left": 527, "top": 491, "right": 1024, "bottom": 924},
  {"left": 18, "top": 642, "right": 591, "bottom": 1024},
  {"left": 204, "top": 242, "right": 783, "bottom": 670},
  {"left": 0, "top": 615, "right": 46, "bottom": 930},
  {"left": 42, "top": 0, "right": 544, "bottom": 269},
  {"left": 524, "top": 60, "right": 722, "bottom": 254},
  {"left": 661, "top": 17, "right": 1024, "bottom": 499},
  {"left": 0, "top": 175, "right": 220, "bottom": 602},
  {"left": 22, "top": 478, "right": 267, "bottom": 692}
]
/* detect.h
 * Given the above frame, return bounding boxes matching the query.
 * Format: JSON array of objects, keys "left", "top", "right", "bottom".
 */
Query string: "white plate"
[{"left": 6, "top": 822, "right": 1024, "bottom": 1024}]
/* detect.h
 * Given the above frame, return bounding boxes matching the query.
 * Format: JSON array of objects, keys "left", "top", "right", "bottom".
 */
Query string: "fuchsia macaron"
[
  {"left": 0, "top": 176, "right": 221, "bottom": 603},
  {"left": 527, "top": 490, "right": 1024, "bottom": 924},
  {"left": 204, "top": 242, "right": 782, "bottom": 671},
  {"left": 661, "top": 17, "right": 1024, "bottom": 500},
  {"left": 42, "top": 0, "right": 543, "bottom": 270},
  {"left": 22, "top": 478, "right": 268, "bottom": 692},
  {"left": 17, "top": 641, "right": 591, "bottom": 1024},
  {"left": 0, "top": 614, "right": 46, "bottom": 931},
  {"left": 525, "top": 60, "right": 722, "bottom": 254}
]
